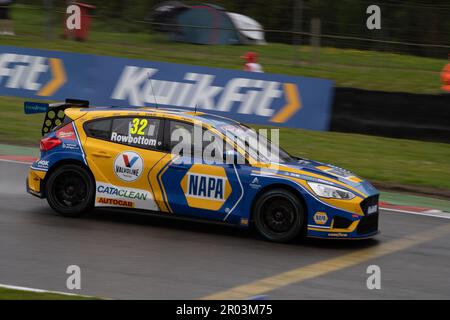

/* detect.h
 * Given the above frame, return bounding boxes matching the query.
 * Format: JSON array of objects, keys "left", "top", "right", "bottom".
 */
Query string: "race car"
[{"left": 25, "top": 99, "right": 379, "bottom": 242}]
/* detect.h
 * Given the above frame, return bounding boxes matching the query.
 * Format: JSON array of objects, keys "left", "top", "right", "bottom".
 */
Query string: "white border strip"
[
  {"left": 0, "top": 283, "right": 94, "bottom": 298},
  {"left": 0, "top": 159, "right": 33, "bottom": 165},
  {"left": 223, "top": 164, "right": 244, "bottom": 221},
  {"left": 72, "top": 122, "right": 87, "bottom": 165},
  {"left": 381, "top": 206, "right": 450, "bottom": 220},
  {"left": 307, "top": 224, "right": 330, "bottom": 229}
]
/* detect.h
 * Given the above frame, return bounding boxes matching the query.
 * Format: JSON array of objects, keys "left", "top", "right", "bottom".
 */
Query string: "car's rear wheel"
[
  {"left": 253, "top": 188, "right": 305, "bottom": 243},
  {"left": 46, "top": 164, "right": 95, "bottom": 217}
]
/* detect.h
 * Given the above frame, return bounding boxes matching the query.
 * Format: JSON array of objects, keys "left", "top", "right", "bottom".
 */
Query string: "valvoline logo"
[
  {"left": 114, "top": 151, "right": 143, "bottom": 182},
  {"left": 122, "top": 153, "right": 139, "bottom": 168}
]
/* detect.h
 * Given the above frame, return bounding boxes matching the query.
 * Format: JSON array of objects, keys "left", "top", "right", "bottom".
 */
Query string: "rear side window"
[
  {"left": 84, "top": 119, "right": 112, "bottom": 140},
  {"left": 110, "top": 117, "right": 163, "bottom": 150}
]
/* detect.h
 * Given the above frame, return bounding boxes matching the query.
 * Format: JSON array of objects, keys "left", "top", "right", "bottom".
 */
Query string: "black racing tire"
[
  {"left": 253, "top": 188, "right": 305, "bottom": 243},
  {"left": 46, "top": 164, "right": 95, "bottom": 217}
]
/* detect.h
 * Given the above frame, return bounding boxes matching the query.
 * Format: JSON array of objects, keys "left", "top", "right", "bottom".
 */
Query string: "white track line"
[
  {"left": 0, "top": 159, "right": 33, "bottom": 165},
  {"left": 0, "top": 283, "right": 95, "bottom": 298},
  {"left": 381, "top": 206, "right": 450, "bottom": 220}
]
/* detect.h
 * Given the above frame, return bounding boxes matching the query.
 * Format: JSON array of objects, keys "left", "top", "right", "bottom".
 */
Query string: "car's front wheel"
[
  {"left": 46, "top": 164, "right": 95, "bottom": 217},
  {"left": 253, "top": 188, "right": 305, "bottom": 243}
]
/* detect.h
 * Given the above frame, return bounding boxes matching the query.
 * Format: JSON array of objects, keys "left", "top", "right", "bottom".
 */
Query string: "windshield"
[{"left": 203, "top": 116, "right": 294, "bottom": 163}]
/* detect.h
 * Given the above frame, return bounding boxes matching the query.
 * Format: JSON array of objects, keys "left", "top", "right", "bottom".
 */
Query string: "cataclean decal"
[
  {"left": 95, "top": 182, "right": 159, "bottom": 211},
  {"left": 97, "top": 185, "right": 147, "bottom": 200}
]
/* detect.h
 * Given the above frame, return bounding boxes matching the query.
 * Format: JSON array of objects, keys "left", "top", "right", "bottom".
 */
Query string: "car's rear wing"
[{"left": 24, "top": 99, "right": 89, "bottom": 136}]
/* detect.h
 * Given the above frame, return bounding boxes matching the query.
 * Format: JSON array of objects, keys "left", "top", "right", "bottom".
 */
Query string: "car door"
[
  {"left": 83, "top": 115, "right": 171, "bottom": 212},
  {"left": 158, "top": 119, "right": 245, "bottom": 222}
]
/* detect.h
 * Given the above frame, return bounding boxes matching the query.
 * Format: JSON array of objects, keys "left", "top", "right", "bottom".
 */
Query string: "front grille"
[
  {"left": 333, "top": 216, "right": 353, "bottom": 229},
  {"left": 360, "top": 195, "right": 379, "bottom": 215},
  {"left": 357, "top": 213, "right": 379, "bottom": 235}
]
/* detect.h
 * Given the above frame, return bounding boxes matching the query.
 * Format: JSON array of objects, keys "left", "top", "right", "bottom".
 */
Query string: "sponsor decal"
[
  {"left": 97, "top": 184, "right": 147, "bottom": 200},
  {"left": 313, "top": 211, "right": 328, "bottom": 225},
  {"left": 96, "top": 197, "right": 134, "bottom": 208},
  {"left": 95, "top": 182, "right": 159, "bottom": 211},
  {"left": 187, "top": 173, "right": 225, "bottom": 200},
  {"left": 113, "top": 151, "right": 144, "bottom": 182},
  {"left": 56, "top": 125, "right": 76, "bottom": 140},
  {"left": 62, "top": 142, "right": 79, "bottom": 150},
  {"left": 297, "top": 159, "right": 311, "bottom": 165},
  {"left": 367, "top": 204, "right": 378, "bottom": 215},
  {"left": 318, "top": 165, "right": 362, "bottom": 183},
  {"left": 278, "top": 170, "right": 322, "bottom": 182},
  {"left": 328, "top": 232, "right": 348, "bottom": 238},
  {"left": 110, "top": 132, "right": 157, "bottom": 147},
  {"left": 180, "top": 164, "right": 232, "bottom": 211},
  {"left": 240, "top": 218, "right": 249, "bottom": 226},
  {"left": 24, "top": 101, "right": 49, "bottom": 114},
  {"left": 36, "top": 159, "right": 49, "bottom": 169},
  {"left": 249, "top": 176, "right": 261, "bottom": 189}
]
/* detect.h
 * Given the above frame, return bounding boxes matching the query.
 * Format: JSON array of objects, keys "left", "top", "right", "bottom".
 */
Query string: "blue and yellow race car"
[{"left": 25, "top": 99, "right": 379, "bottom": 242}]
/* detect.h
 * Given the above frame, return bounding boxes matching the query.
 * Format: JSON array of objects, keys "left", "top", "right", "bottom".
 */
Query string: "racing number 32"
[{"left": 129, "top": 118, "right": 148, "bottom": 135}]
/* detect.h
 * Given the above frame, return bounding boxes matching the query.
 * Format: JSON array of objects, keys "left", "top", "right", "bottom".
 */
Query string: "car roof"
[{"left": 79, "top": 106, "right": 242, "bottom": 128}]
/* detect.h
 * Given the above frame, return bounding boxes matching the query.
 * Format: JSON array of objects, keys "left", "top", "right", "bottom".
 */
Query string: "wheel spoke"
[
  {"left": 261, "top": 196, "right": 296, "bottom": 234},
  {"left": 51, "top": 170, "right": 88, "bottom": 208}
]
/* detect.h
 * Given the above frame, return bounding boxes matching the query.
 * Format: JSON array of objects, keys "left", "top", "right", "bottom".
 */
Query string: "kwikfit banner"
[{"left": 0, "top": 45, "right": 334, "bottom": 130}]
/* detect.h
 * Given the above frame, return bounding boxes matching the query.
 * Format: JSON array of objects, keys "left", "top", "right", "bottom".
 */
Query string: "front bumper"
[
  {"left": 307, "top": 195, "right": 380, "bottom": 239},
  {"left": 308, "top": 214, "right": 379, "bottom": 239}
]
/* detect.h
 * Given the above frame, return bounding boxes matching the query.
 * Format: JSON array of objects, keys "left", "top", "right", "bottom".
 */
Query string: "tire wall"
[{"left": 330, "top": 88, "right": 450, "bottom": 143}]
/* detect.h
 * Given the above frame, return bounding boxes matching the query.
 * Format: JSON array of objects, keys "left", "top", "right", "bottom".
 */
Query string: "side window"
[
  {"left": 169, "top": 121, "right": 194, "bottom": 152},
  {"left": 110, "top": 117, "right": 163, "bottom": 150},
  {"left": 168, "top": 120, "right": 227, "bottom": 161},
  {"left": 84, "top": 119, "right": 112, "bottom": 140}
]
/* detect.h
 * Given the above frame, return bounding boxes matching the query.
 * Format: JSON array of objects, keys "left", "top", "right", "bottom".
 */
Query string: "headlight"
[{"left": 307, "top": 182, "right": 355, "bottom": 200}]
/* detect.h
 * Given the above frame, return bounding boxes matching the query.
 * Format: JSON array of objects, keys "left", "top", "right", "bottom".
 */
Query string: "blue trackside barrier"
[{"left": 0, "top": 45, "right": 334, "bottom": 130}]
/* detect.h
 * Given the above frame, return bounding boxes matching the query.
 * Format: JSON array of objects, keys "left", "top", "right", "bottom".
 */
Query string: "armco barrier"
[
  {"left": 331, "top": 88, "right": 450, "bottom": 143},
  {"left": 0, "top": 45, "right": 334, "bottom": 131}
]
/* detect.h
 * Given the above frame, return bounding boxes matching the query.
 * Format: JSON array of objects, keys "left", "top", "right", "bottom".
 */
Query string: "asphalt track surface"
[{"left": 1, "top": 161, "right": 450, "bottom": 299}]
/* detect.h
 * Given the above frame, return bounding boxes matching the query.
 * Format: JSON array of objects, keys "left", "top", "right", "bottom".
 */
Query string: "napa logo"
[
  {"left": 313, "top": 212, "right": 328, "bottom": 225},
  {"left": 187, "top": 173, "right": 225, "bottom": 200},
  {"left": 180, "top": 164, "right": 232, "bottom": 211}
]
